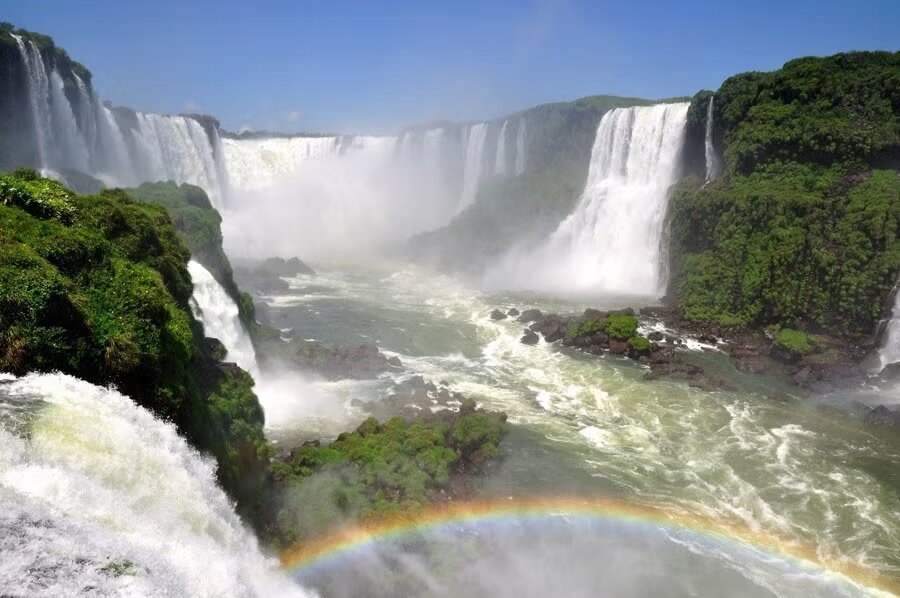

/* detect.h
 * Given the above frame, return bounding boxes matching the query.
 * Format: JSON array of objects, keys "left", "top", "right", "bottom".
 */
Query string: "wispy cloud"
[{"left": 288, "top": 110, "right": 301, "bottom": 123}]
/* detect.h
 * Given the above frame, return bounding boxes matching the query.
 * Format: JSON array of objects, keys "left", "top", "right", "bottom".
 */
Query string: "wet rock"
[
  {"left": 530, "top": 314, "right": 573, "bottom": 343},
  {"left": 289, "top": 341, "right": 398, "bottom": 380},
  {"left": 521, "top": 329, "right": 540, "bottom": 345},
  {"left": 609, "top": 339, "right": 628, "bottom": 354},
  {"left": 387, "top": 355, "right": 402, "bottom": 367},
  {"left": 490, "top": 309, "right": 508, "bottom": 321},
  {"left": 735, "top": 356, "right": 768, "bottom": 374},
  {"left": 647, "top": 331, "right": 665, "bottom": 342},
  {"left": 517, "top": 308, "right": 543, "bottom": 323},
  {"left": 507, "top": 308, "right": 520, "bottom": 317},
  {"left": 864, "top": 405, "right": 899, "bottom": 427},
  {"left": 262, "top": 256, "right": 316, "bottom": 277}
]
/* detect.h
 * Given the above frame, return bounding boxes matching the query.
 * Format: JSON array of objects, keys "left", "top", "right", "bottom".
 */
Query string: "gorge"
[{"left": 0, "top": 19, "right": 898, "bottom": 598}]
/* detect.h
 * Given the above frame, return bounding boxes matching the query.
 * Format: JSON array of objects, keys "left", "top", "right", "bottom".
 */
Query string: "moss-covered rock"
[
  {"left": 272, "top": 405, "right": 507, "bottom": 545},
  {"left": 602, "top": 314, "right": 639, "bottom": 340}
]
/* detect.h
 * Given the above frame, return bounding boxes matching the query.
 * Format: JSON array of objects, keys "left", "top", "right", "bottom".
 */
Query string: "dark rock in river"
[
  {"left": 262, "top": 256, "right": 316, "bottom": 277},
  {"left": 864, "top": 405, "right": 900, "bottom": 427},
  {"left": 507, "top": 308, "right": 520, "bottom": 317},
  {"left": 490, "top": 309, "right": 508, "bottom": 320},
  {"left": 521, "top": 329, "right": 540, "bottom": 345},
  {"left": 288, "top": 341, "right": 399, "bottom": 380},
  {"left": 517, "top": 308, "right": 543, "bottom": 323}
]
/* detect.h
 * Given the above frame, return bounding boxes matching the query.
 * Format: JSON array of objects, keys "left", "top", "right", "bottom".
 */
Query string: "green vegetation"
[
  {"left": 774, "top": 328, "right": 813, "bottom": 355},
  {"left": 0, "top": 170, "right": 271, "bottom": 528},
  {"left": 0, "top": 169, "right": 75, "bottom": 223},
  {"left": 566, "top": 316, "right": 603, "bottom": 340},
  {"left": 669, "top": 52, "right": 900, "bottom": 333},
  {"left": 627, "top": 335, "right": 651, "bottom": 352},
  {"left": 602, "top": 314, "right": 639, "bottom": 340},
  {"left": 126, "top": 181, "right": 257, "bottom": 334},
  {"left": 272, "top": 402, "right": 507, "bottom": 544}
]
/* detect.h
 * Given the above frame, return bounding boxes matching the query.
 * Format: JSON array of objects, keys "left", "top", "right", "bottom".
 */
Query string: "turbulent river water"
[{"left": 253, "top": 261, "right": 900, "bottom": 597}]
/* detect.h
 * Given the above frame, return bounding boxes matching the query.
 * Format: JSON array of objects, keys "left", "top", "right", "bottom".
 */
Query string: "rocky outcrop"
[{"left": 285, "top": 340, "right": 402, "bottom": 380}]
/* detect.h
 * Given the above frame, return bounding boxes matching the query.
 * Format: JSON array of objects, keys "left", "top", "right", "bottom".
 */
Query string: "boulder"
[
  {"left": 517, "top": 308, "right": 543, "bottom": 323},
  {"left": 864, "top": 405, "right": 899, "bottom": 427},
  {"left": 507, "top": 308, "right": 520, "bottom": 317},
  {"left": 490, "top": 309, "right": 508, "bottom": 321},
  {"left": 609, "top": 339, "right": 628, "bottom": 354},
  {"left": 521, "top": 329, "right": 540, "bottom": 345}
]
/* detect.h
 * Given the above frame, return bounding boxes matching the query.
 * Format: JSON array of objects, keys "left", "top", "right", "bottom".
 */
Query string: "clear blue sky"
[{"left": 6, "top": 0, "right": 898, "bottom": 134}]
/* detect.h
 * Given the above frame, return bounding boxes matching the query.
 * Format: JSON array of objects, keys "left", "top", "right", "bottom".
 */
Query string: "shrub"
[
  {"left": 628, "top": 336, "right": 651, "bottom": 352},
  {"left": 774, "top": 328, "right": 813, "bottom": 354},
  {"left": 602, "top": 314, "right": 638, "bottom": 340}
]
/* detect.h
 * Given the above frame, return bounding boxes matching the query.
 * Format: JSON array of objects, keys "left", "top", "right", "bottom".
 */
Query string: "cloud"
[
  {"left": 288, "top": 110, "right": 301, "bottom": 123},
  {"left": 184, "top": 100, "right": 199, "bottom": 111}
]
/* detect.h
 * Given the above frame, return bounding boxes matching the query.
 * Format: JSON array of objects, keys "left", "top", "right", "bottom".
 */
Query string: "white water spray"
[
  {"left": 188, "top": 260, "right": 260, "bottom": 377},
  {"left": 459, "top": 123, "right": 488, "bottom": 212},
  {"left": 0, "top": 372, "right": 309, "bottom": 597},
  {"left": 704, "top": 96, "right": 721, "bottom": 182},
  {"left": 515, "top": 117, "right": 527, "bottom": 176},
  {"left": 878, "top": 286, "right": 900, "bottom": 372},
  {"left": 486, "top": 102, "right": 689, "bottom": 296},
  {"left": 495, "top": 120, "right": 509, "bottom": 176}
]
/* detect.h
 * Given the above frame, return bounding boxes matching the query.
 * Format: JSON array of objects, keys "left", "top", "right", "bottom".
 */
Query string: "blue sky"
[{"left": 6, "top": 0, "right": 898, "bottom": 133}]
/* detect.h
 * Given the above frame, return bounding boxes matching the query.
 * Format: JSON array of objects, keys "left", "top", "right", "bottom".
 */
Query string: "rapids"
[{"left": 252, "top": 261, "right": 900, "bottom": 595}]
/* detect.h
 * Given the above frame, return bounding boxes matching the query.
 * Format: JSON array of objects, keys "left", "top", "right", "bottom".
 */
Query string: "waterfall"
[
  {"left": 515, "top": 117, "right": 527, "bottom": 175},
  {"left": 222, "top": 135, "right": 340, "bottom": 192},
  {"left": 495, "top": 120, "right": 509, "bottom": 176},
  {"left": 704, "top": 96, "right": 721, "bottom": 182},
  {"left": 188, "top": 261, "right": 260, "bottom": 377},
  {"left": 0, "top": 372, "right": 308, "bottom": 597},
  {"left": 458, "top": 123, "right": 487, "bottom": 212},
  {"left": 48, "top": 70, "right": 90, "bottom": 172},
  {"left": 11, "top": 34, "right": 51, "bottom": 167},
  {"left": 878, "top": 287, "right": 900, "bottom": 372},
  {"left": 9, "top": 34, "right": 229, "bottom": 205},
  {"left": 423, "top": 128, "right": 445, "bottom": 172},
  {"left": 486, "top": 103, "right": 689, "bottom": 296}
]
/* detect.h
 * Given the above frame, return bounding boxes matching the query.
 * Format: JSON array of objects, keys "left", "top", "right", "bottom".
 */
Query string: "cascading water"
[
  {"left": 515, "top": 117, "right": 527, "bottom": 175},
  {"left": 222, "top": 136, "right": 340, "bottom": 192},
  {"left": 704, "top": 96, "right": 721, "bottom": 182},
  {"left": 12, "top": 34, "right": 51, "bottom": 167},
  {"left": 0, "top": 372, "right": 308, "bottom": 597},
  {"left": 877, "top": 286, "right": 900, "bottom": 372},
  {"left": 494, "top": 120, "right": 509, "bottom": 175},
  {"left": 10, "top": 35, "right": 228, "bottom": 204},
  {"left": 188, "top": 260, "right": 260, "bottom": 377},
  {"left": 486, "top": 102, "right": 689, "bottom": 296},
  {"left": 459, "top": 122, "right": 487, "bottom": 212}
]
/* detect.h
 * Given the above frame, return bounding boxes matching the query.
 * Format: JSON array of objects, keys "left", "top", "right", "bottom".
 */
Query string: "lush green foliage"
[
  {"left": 669, "top": 167, "right": 899, "bottom": 332},
  {"left": 670, "top": 53, "right": 900, "bottom": 333},
  {"left": 628, "top": 335, "right": 651, "bottom": 352},
  {"left": 602, "top": 314, "right": 639, "bottom": 340},
  {"left": 0, "top": 169, "right": 75, "bottom": 224},
  {"left": 774, "top": 328, "right": 813, "bottom": 354},
  {"left": 566, "top": 316, "right": 604, "bottom": 340},
  {"left": 713, "top": 52, "right": 899, "bottom": 175},
  {"left": 273, "top": 405, "right": 506, "bottom": 543},
  {"left": 126, "top": 181, "right": 257, "bottom": 333},
  {"left": 0, "top": 172, "right": 271, "bottom": 528}
]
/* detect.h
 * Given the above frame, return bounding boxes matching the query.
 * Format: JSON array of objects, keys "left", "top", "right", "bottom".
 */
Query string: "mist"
[{"left": 221, "top": 135, "right": 459, "bottom": 261}]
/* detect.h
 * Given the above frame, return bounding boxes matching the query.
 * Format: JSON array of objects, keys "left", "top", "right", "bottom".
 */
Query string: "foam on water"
[{"left": 0, "top": 373, "right": 310, "bottom": 597}]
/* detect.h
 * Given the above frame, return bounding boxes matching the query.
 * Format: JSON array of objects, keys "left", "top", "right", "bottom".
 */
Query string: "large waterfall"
[
  {"left": 222, "top": 135, "right": 340, "bottom": 192},
  {"left": 515, "top": 117, "right": 527, "bottom": 176},
  {"left": 188, "top": 261, "right": 260, "bottom": 377},
  {"left": 485, "top": 102, "right": 689, "bottom": 296},
  {"left": 704, "top": 96, "right": 721, "bottom": 181},
  {"left": 10, "top": 35, "right": 227, "bottom": 207},
  {"left": 0, "top": 372, "right": 308, "bottom": 597},
  {"left": 878, "top": 286, "right": 900, "bottom": 372}
]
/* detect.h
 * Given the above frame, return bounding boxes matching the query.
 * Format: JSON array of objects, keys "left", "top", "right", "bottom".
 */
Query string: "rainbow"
[{"left": 281, "top": 497, "right": 896, "bottom": 595}]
